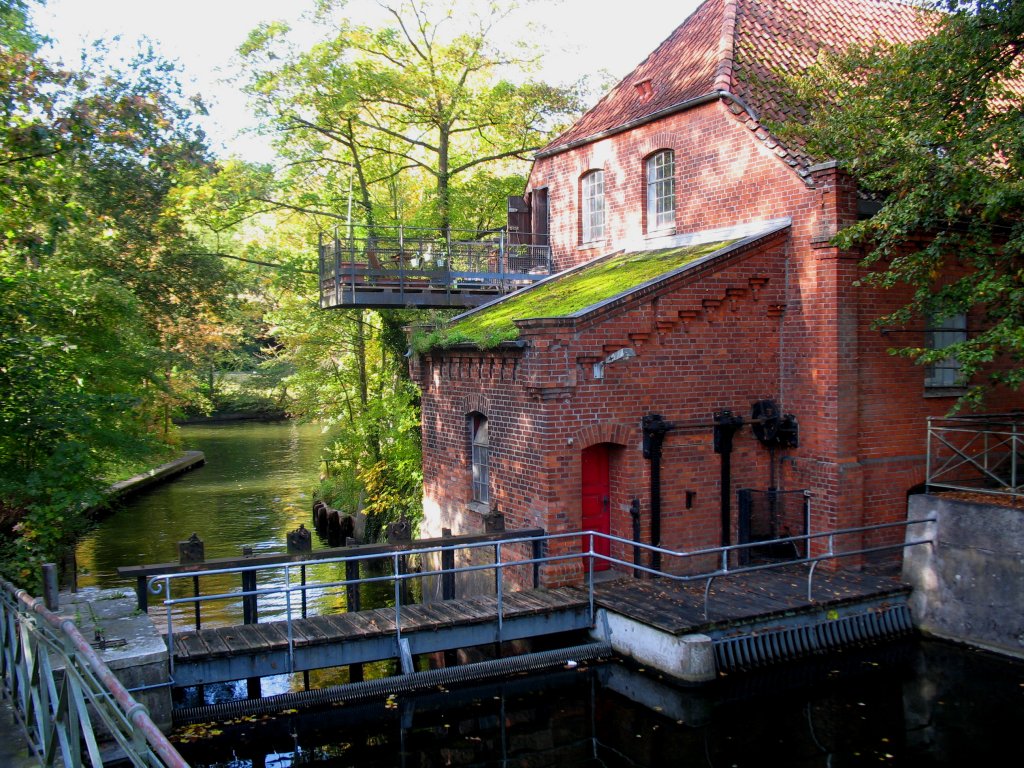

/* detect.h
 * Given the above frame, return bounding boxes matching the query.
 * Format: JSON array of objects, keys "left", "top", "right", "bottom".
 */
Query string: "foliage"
[
  {"left": 413, "top": 240, "right": 734, "bottom": 351},
  {"left": 239, "top": 0, "right": 581, "bottom": 232},
  {"left": 772, "top": 0, "right": 1024, "bottom": 408},
  {"left": 0, "top": 3, "right": 236, "bottom": 581},
  {"left": 264, "top": 288, "right": 422, "bottom": 541}
]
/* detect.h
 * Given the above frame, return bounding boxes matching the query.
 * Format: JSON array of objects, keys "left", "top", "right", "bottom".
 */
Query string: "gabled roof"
[
  {"left": 540, "top": 0, "right": 933, "bottom": 162},
  {"left": 412, "top": 219, "right": 790, "bottom": 351}
]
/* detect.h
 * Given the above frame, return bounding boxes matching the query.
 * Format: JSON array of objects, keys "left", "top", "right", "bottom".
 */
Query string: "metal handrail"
[
  {"left": 149, "top": 518, "right": 934, "bottom": 675},
  {"left": 0, "top": 579, "right": 187, "bottom": 767},
  {"left": 317, "top": 224, "right": 552, "bottom": 307},
  {"left": 927, "top": 413, "right": 1024, "bottom": 498}
]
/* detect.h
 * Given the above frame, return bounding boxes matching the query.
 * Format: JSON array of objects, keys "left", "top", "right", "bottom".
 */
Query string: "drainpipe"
[
  {"left": 642, "top": 414, "right": 675, "bottom": 572},
  {"left": 713, "top": 410, "right": 745, "bottom": 548}
]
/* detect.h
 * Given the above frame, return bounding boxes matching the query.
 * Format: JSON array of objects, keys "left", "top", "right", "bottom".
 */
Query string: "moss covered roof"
[{"left": 413, "top": 239, "right": 735, "bottom": 351}]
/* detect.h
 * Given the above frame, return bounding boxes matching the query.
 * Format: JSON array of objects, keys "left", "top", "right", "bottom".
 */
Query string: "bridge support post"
[
  {"left": 441, "top": 528, "right": 456, "bottom": 601},
  {"left": 344, "top": 548, "right": 364, "bottom": 682}
]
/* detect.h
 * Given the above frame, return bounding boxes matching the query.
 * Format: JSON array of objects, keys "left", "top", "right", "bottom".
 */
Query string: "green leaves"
[
  {"left": 774, "top": 1, "right": 1024, "bottom": 409},
  {"left": 0, "top": 3, "right": 238, "bottom": 582}
]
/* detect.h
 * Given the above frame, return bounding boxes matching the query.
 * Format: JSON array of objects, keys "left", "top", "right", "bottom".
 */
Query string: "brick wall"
[{"left": 415, "top": 98, "right": 1023, "bottom": 584}]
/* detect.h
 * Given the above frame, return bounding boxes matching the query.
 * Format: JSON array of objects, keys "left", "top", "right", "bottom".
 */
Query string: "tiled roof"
[{"left": 540, "top": 0, "right": 934, "bottom": 159}]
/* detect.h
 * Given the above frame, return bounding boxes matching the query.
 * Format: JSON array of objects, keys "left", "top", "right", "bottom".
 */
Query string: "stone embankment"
[{"left": 106, "top": 451, "right": 205, "bottom": 501}]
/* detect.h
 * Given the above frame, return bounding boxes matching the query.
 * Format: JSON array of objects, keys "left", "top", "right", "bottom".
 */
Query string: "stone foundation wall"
[{"left": 904, "top": 494, "right": 1024, "bottom": 659}]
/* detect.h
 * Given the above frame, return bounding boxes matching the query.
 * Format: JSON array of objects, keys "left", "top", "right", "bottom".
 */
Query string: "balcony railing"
[
  {"left": 926, "top": 412, "right": 1024, "bottom": 499},
  {"left": 318, "top": 225, "right": 552, "bottom": 309}
]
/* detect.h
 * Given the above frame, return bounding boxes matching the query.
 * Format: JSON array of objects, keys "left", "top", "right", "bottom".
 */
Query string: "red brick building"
[{"left": 409, "top": 0, "right": 1021, "bottom": 578}]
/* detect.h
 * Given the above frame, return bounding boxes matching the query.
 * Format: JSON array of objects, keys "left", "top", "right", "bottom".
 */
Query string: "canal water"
[{"left": 77, "top": 422, "right": 1024, "bottom": 767}]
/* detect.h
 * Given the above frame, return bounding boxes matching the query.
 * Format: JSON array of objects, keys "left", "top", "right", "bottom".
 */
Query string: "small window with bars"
[
  {"left": 581, "top": 170, "right": 605, "bottom": 243},
  {"left": 925, "top": 313, "right": 968, "bottom": 389}
]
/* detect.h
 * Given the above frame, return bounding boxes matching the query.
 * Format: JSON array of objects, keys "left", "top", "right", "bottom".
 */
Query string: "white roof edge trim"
[{"left": 618, "top": 216, "right": 793, "bottom": 253}]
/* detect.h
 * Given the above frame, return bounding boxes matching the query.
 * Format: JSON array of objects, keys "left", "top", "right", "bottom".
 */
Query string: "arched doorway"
[{"left": 581, "top": 444, "right": 611, "bottom": 571}]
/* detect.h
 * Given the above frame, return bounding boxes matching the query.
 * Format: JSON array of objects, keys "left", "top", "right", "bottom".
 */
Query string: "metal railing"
[
  {"left": 0, "top": 578, "right": 187, "bottom": 767},
  {"left": 927, "top": 413, "right": 1024, "bottom": 499},
  {"left": 318, "top": 224, "right": 552, "bottom": 307},
  {"left": 145, "top": 518, "right": 933, "bottom": 678}
]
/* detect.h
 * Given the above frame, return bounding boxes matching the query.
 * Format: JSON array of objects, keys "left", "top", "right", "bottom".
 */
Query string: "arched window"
[
  {"left": 581, "top": 170, "right": 605, "bottom": 243},
  {"left": 469, "top": 413, "right": 489, "bottom": 503},
  {"left": 646, "top": 150, "right": 675, "bottom": 231}
]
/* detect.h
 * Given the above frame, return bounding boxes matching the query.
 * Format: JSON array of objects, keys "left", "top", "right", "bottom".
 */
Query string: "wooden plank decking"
[
  {"left": 592, "top": 564, "right": 908, "bottom": 635},
  {"left": 169, "top": 586, "right": 591, "bottom": 686},
  {"left": 167, "top": 566, "right": 910, "bottom": 687}
]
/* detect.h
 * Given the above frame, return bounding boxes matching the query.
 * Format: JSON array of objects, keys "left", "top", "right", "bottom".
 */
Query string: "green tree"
[
  {"left": 774, "top": 0, "right": 1024, "bottom": 407},
  {"left": 0, "top": 3, "right": 236, "bottom": 581},
  {"left": 240, "top": 0, "right": 581, "bottom": 232}
]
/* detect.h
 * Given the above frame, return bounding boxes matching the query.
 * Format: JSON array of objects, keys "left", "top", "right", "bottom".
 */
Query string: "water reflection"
[
  {"left": 78, "top": 421, "right": 332, "bottom": 582},
  {"left": 77, "top": 421, "right": 349, "bottom": 628},
  {"left": 175, "top": 640, "right": 1024, "bottom": 767}
]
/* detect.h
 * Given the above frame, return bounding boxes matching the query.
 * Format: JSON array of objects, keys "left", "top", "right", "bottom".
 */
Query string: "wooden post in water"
[
  {"left": 178, "top": 534, "right": 205, "bottom": 631},
  {"left": 387, "top": 519, "right": 413, "bottom": 607},
  {"left": 441, "top": 529, "right": 458, "bottom": 667},
  {"left": 441, "top": 528, "right": 456, "bottom": 601},
  {"left": 240, "top": 546, "right": 261, "bottom": 698},
  {"left": 344, "top": 537, "right": 363, "bottom": 683}
]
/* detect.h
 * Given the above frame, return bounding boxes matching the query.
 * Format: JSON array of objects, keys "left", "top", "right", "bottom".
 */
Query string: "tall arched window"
[
  {"left": 581, "top": 170, "right": 605, "bottom": 243},
  {"left": 646, "top": 150, "right": 675, "bottom": 231},
  {"left": 469, "top": 413, "right": 489, "bottom": 503}
]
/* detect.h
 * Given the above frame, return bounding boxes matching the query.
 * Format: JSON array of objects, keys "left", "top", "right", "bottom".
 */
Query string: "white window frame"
[
  {"left": 646, "top": 150, "right": 675, "bottom": 231},
  {"left": 581, "top": 170, "right": 605, "bottom": 243},
  {"left": 925, "top": 313, "right": 968, "bottom": 389}
]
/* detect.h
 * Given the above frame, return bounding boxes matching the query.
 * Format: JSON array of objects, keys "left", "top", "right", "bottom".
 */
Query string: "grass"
[{"left": 412, "top": 239, "right": 735, "bottom": 351}]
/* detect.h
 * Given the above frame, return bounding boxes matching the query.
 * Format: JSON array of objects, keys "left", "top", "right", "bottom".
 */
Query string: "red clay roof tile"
[{"left": 541, "top": 0, "right": 934, "bottom": 160}]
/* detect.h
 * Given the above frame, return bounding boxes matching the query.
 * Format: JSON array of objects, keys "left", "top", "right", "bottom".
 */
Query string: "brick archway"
[
  {"left": 575, "top": 422, "right": 633, "bottom": 450},
  {"left": 462, "top": 394, "right": 490, "bottom": 417}
]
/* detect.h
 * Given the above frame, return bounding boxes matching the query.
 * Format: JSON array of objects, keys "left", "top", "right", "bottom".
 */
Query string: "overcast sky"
[{"left": 33, "top": 0, "right": 701, "bottom": 163}]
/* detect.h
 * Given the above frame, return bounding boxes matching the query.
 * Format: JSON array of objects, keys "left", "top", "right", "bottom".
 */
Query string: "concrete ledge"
[
  {"left": 106, "top": 451, "right": 205, "bottom": 501},
  {"left": 591, "top": 608, "right": 716, "bottom": 683},
  {"left": 904, "top": 494, "right": 1024, "bottom": 659},
  {"left": 54, "top": 588, "right": 172, "bottom": 732}
]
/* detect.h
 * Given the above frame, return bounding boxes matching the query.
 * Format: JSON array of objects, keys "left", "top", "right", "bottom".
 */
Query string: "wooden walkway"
[
  {"left": 170, "top": 586, "right": 591, "bottom": 687},
  {"left": 592, "top": 564, "right": 908, "bottom": 634},
  {"left": 167, "top": 566, "right": 909, "bottom": 687}
]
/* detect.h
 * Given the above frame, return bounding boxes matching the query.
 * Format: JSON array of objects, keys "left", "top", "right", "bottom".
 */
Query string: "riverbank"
[
  {"left": 105, "top": 451, "right": 206, "bottom": 502},
  {"left": 175, "top": 411, "right": 288, "bottom": 425}
]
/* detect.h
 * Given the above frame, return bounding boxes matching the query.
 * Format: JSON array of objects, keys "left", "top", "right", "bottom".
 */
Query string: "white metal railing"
[
  {"left": 927, "top": 413, "right": 1024, "bottom": 498},
  {"left": 0, "top": 578, "right": 188, "bottom": 767},
  {"left": 148, "top": 518, "right": 935, "bottom": 677}
]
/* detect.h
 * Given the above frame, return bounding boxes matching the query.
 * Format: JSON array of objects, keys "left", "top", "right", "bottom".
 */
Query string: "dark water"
[
  {"left": 77, "top": 422, "right": 1024, "bottom": 766},
  {"left": 174, "top": 640, "right": 1024, "bottom": 767}
]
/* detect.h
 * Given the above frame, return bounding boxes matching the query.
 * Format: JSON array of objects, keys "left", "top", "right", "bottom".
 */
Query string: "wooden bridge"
[{"left": 119, "top": 524, "right": 927, "bottom": 690}]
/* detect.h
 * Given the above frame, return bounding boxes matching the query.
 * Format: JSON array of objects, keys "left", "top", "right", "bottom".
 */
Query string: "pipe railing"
[
  {"left": 0, "top": 578, "right": 187, "bottom": 767},
  {"left": 148, "top": 518, "right": 934, "bottom": 678}
]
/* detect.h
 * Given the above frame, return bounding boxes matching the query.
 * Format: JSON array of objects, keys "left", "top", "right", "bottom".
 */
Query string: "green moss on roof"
[{"left": 413, "top": 239, "right": 735, "bottom": 351}]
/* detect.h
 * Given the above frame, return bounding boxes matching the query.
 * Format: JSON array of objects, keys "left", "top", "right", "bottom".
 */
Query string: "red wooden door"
[{"left": 581, "top": 444, "right": 611, "bottom": 571}]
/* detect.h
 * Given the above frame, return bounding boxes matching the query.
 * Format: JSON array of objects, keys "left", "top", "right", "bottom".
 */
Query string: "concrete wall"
[{"left": 904, "top": 494, "right": 1024, "bottom": 659}]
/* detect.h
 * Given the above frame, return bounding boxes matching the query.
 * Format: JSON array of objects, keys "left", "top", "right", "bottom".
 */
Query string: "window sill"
[
  {"left": 578, "top": 240, "right": 606, "bottom": 251},
  {"left": 467, "top": 500, "right": 490, "bottom": 515},
  {"left": 924, "top": 387, "right": 968, "bottom": 398},
  {"left": 645, "top": 227, "right": 676, "bottom": 239}
]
